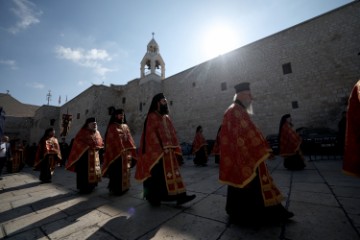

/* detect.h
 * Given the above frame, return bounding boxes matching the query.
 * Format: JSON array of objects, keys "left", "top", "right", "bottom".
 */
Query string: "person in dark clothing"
[
  {"left": 343, "top": 80, "right": 360, "bottom": 177},
  {"left": 33, "top": 128, "right": 62, "bottom": 183},
  {"left": 219, "top": 82, "right": 294, "bottom": 224},
  {"left": 191, "top": 125, "right": 208, "bottom": 166},
  {"left": 59, "top": 138, "right": 69, "bottom": 167},
  {"left": 66, "top": 118, "right": 104, "bottom": 194},
  {"left": 278, "top": 114, "right": 305, "bottom": 170},
  {"left": 102, "top": 109, "right": 137, "bottom": 195},
  {"left": 0, "top": 136, "right": 12, "bottom": 179},
  {"left": 135, "top": 93, "right": 196, "bottom": 206}
]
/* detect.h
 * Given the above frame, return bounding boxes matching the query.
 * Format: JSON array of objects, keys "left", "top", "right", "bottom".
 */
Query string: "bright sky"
[{"left": 0, "top": 0, "right": 353, "bottom": 106}]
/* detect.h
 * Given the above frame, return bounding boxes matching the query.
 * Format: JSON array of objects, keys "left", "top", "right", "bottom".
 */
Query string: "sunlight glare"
[{"left": 201, "top": 24, "right": 240, "bottom": 60}]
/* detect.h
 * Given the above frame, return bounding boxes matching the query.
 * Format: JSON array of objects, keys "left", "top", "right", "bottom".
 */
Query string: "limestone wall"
[
  {"left": 54, "top": 1, "right": 360, "bottom": 147},
  {"left": 30, "top": 105, "right": 60, "bottom": 144},
  {"left": 58, "top": 85, "right": 122, "bottom": 143},
  {"left": 163, "top": 2, "right": 360, "bottom": 142}
]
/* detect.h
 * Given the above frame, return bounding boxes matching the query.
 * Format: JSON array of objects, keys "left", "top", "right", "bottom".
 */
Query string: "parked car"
[
  {"left": 297, "top": 127, "right": 339, "bottom": 157},
  {"left": 266, "top": 134, "right": 279, "bottom": 155}
]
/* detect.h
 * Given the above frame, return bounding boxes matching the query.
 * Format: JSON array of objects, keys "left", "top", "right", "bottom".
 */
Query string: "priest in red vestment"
[
  {"left": 278, "top": 114, "right": 305, "bottom": 170},
  {"left": 135, "top": 93, "right": 196, "bottom": 206},
  {"left": 343, "top": 80, "right": 360, "bottom": 178},
  {"left": 66, "top": 117, "right": 104, "bottom": 194},
  {"left": 33, "top": 127, "right": 62, "bottom": 183},
  {"left": 219, "top": 82, "right": 294, "bottom": 224},
  {"left": 191, "top": 125, "right": 208, "bottom": 166},
  {"left": 102, "top": 109, "right": 137, "bottom": 195}
]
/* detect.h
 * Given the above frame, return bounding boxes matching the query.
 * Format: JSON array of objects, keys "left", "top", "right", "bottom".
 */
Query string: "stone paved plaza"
[{"left": 0, "top": 155, "right": 359, "bottom": 240}]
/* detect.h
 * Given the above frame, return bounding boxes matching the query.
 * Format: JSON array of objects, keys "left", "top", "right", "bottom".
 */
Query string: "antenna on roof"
[{"left": 46, "top": 90, "right": 52, "bottom": 105}]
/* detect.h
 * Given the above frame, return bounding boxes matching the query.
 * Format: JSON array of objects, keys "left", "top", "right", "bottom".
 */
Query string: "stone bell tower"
[{"left": 139, "top": 33, "right": 165, "bottom": 85}]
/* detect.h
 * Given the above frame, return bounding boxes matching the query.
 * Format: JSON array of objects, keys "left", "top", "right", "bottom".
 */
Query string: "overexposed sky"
[{"left": 0, "top": 0, "right": 353, "bottom": 106}]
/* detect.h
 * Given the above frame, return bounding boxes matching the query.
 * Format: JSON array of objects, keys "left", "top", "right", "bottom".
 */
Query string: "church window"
[
  {"left": 77, "top": 113, "right": 80, "bottom": 119},
  {"left": 122, "top": 97, "right": 126, "bottom": 104},
  {"left": 85, "top": 109, "right": 89, "bottom": 114},
  {"left": 221, "top": 82, "right": 227, "bottom": 91},
  {"left": 170, "top": 101, "right": 173, "bottom": 106},
  {"left": 292, "top": 101, "right": 299, "bottom": 109},
  {"left": 282, "top": 62, "right": 292, "bottom": 75},
  {"left": 139, "top": 102, "right": 142, "bottom": 112},
  {"left": 146, "top": 60, "right": 151, "bottom": 69}
]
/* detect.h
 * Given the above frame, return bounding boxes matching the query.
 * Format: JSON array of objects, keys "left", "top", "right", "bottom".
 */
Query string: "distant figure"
[
  {"left": 191, "top": 125, "right": 208, "bottom": 166},
  {"left": 102, "top": 109, "right": 137, "bottom": 195},
  {"left": 211, "top": 126, "right": 222, "bottom": 164},
  {"left": 33, "top": 128, "right": 62, "bottom": 183},
  {"left": 343, "top": 80, "right": 360, "bottom": 178},
  {"left": 135, "top": 93, "right": 196, "bottom": 206},
  {"left": 337, "top": 111, "right": 346, "bottom": 155},
  {"left": 66, "top": 118, "right": 104, "bottom": 194},
  {"left": 59, "top": 138, "right": 69, "bottom": 166},
  {"left": 27, "top": 143, "right": 38, "bottom": 167},
  {"left": 0, "top": 136, "right": 12, "bottom": 179},
  {"left": 0, "top": 107, "right": 5, "bottom": 138},
  {"left": 278, "top": 114, "right": 305, "bottom": 170},
  {"left": 11, "top": 139, "right": 25, "bottom": 173},
  {"left": 219, "top": 82, "right": 294, "bottom": 224}
]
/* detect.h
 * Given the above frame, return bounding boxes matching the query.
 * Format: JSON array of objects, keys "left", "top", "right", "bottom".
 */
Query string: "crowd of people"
[
  {"left": 0, "top": 136, "right": 40, "bottom": 178},
  {"left": 1, "top": 78, "right": 359, "bottom": 226}
]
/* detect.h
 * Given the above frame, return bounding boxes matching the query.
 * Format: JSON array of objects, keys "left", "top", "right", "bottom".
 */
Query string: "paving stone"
[
  {"left": 43, "top": 210, "right": 112, "bottom": 239},
  {"left": 97, "top": 195, "right": 146, "bottom": 217},
  {"left": 0, "top": 227, "right": 47, "bottom": 240},
  {"left": 286, "top": 201, "right": 359, "bottom": 240},
  {"left": 220, "top": 222, "right": 283, "bottom": 240},
  {"left": 338, "top": 197, "right": 360, "bottom": 218},
  {"left": 59, "top": 226, "right": 118, "bottom": 240},
  {"left": 100, "top": 204, "right": 182, "bottom": 239},
  {"left": 185, "top": 193, "right": 228, "bottom": 223},
  {"left": 0, "top": 205, "right": 33, "bottom": 223},
  {"left": 291, "top": 182, "right": 332, "bottom": 194},
  {"left": 331, "top": 185, "right": 360, "bottom": 198},
  {"left": 3, "top": 208, "right": 68, "bottom": 237},
  {"left": 138, "top": 212, "right": 226, "bottom": 240},
  {"left": 1, "top": 158, "right": 359, "bottom": 239},
  {"left": 290, "top": 190, "right": 339, "bottom": 207}
]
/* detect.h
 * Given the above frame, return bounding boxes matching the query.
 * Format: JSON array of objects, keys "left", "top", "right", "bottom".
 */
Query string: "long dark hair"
[
  {"left": 105, "top": 109, "right": 126, "bottom": 141},
  {"left": 142, "top": 93, "right": 165, "bottom": 153},
  {"left": 40, "top": 127, "right": 55, "bottom": 143},
  {"left": 109, "top": 109, "right": 127, "bottom": 124}
]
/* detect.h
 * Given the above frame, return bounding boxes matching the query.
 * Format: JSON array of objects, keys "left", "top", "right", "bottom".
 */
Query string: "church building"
[{"left": 2, "top": 1, "right": 360, "bottom": 147}]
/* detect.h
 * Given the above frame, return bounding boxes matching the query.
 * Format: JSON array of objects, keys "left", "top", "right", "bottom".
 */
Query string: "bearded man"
[
  {"left": 219, "top": 82, "right": 294, "bottom": 224},
  {"left": 66, "top": 117, "right": 104, "bottom": 194},
  {"left": 102, "top": 109, "right": 137, "bottom": 195},
  {"left": 135, "top": 93, "right": 196, "bottom": 206}
]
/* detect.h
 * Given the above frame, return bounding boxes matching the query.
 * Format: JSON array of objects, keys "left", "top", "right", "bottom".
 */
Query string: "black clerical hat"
[
  {"left": 234, "top": 82, "right": 250, "bottom": 93},
  {"left": 85, "top": 117, "right": 96, "bottom": 124}
]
